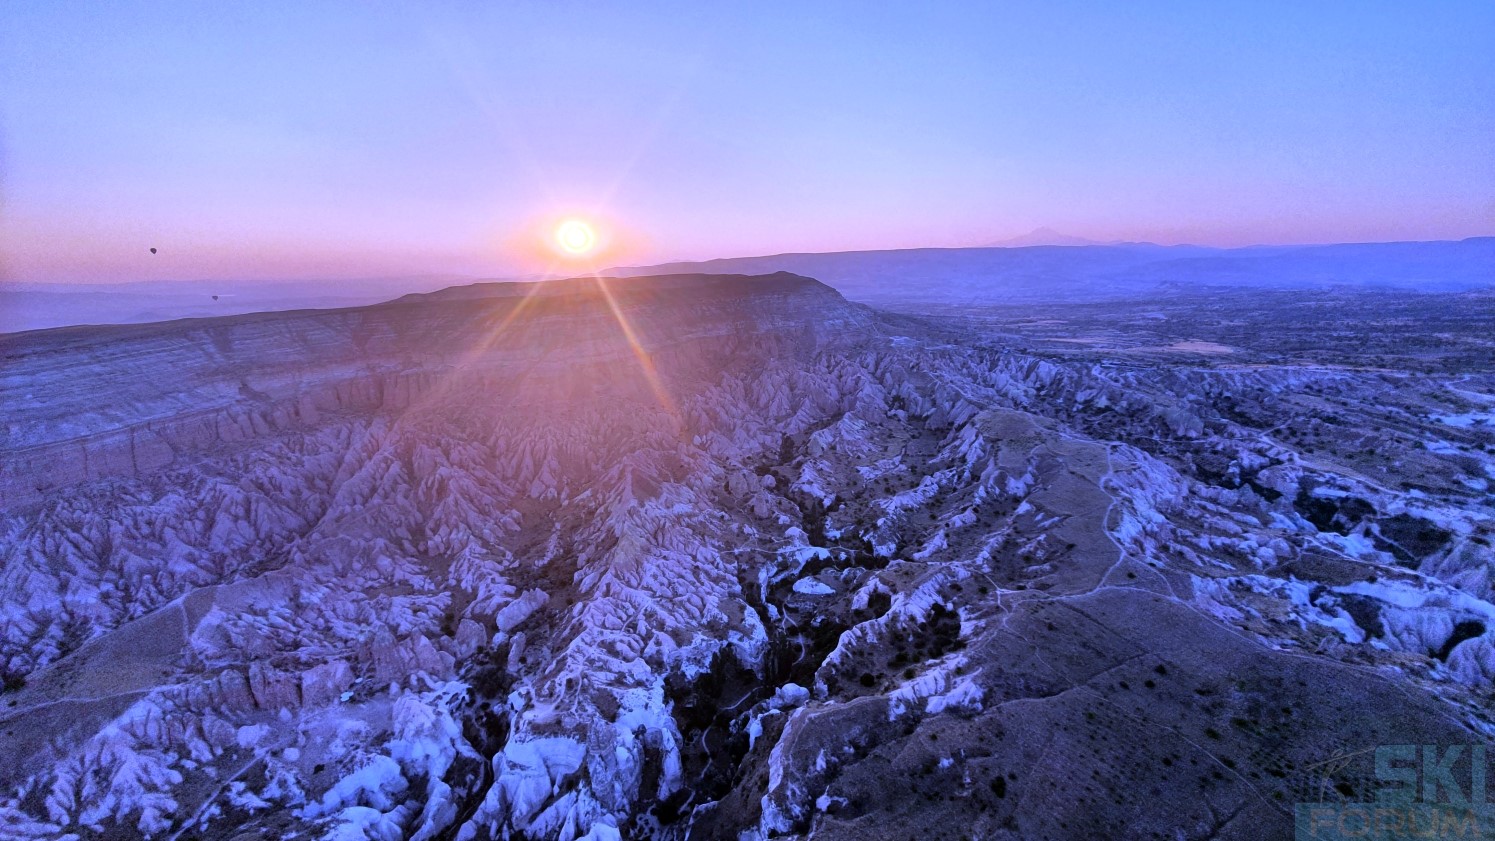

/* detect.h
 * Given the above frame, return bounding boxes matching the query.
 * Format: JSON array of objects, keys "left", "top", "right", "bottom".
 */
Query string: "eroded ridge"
[{"left": 1, "top": 275, "right": 1491, "bottom": 840}]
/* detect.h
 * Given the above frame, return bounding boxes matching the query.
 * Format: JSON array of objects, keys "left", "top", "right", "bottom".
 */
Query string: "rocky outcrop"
[{"left": 0, "top": 272, "right": 864, "bottom": 507}]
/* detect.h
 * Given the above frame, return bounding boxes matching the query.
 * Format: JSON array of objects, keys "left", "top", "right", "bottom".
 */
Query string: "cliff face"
[
  {"left": 0, "top": 272, "right": 1492, "bottom": 841},
  {"left": 0, "top": 272, "right": 861, "bottom": 506}
]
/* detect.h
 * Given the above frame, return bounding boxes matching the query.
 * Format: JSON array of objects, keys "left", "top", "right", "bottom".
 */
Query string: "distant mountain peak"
[{"left": 987, "top": 227, "right": 1104, "bottom": 247}]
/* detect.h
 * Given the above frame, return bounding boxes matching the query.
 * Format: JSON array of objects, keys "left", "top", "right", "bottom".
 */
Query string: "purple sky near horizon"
[{"left": 3, "top": 2, "right": 1493, "bottom": 284}]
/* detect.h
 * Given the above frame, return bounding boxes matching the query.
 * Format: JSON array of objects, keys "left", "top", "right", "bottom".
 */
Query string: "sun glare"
[{"left": 556, "top": 219, "right": 597, "bottom": 256}]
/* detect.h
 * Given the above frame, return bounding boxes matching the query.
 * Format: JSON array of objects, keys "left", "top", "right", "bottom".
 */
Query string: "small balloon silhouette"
[
  {"left": 212, "top": 295, "right": 219, "bottom": 301},
  {"left": 149, "top": 247, "right": 157, "bottom": 254}
]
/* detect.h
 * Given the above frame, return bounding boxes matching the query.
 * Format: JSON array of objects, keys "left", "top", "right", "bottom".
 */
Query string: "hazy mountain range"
[
  {"left": 983, "top": 226, "right": 1108, "bottom": 247},
  {"left": 4, "top": 238, "right": 1490, "bottom": 335},
  {"left": 607, "top": 237, "right": 1495, "bottom": 308}
]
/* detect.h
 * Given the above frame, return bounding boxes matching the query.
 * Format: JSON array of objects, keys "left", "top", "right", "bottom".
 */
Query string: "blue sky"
[{"left": 3, "top": 1, "right": 1492, "bottom": 282}]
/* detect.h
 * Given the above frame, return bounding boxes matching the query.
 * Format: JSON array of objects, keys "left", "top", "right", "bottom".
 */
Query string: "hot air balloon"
[{"left": 149, "top": 247, "right": 157, "bottom": 254}]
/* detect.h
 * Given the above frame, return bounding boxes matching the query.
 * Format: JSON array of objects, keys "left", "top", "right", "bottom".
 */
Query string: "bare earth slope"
[{"left": 0, "top": 272, "right": 1492, "bottom": 840}]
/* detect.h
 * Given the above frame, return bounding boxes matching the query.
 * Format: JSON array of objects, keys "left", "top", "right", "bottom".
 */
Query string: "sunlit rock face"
[{"left": 0, "top": 272, "right": 1492, "bottom": 840}]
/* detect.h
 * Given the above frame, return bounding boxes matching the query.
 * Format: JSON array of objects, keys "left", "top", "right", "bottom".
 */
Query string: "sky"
[{"left": 2, "top": 1, "right": 1493, "bottom": 284}]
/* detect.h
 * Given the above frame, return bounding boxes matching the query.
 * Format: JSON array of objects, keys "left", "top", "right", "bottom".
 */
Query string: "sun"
[{"left": 555, "top": 219, "right": 597, "bottom": 256}]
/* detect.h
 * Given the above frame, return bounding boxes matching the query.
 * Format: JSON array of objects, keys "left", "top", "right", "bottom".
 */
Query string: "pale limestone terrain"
[{"left": 0, "top": 272, "right": 1491, "bottom": 840}]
